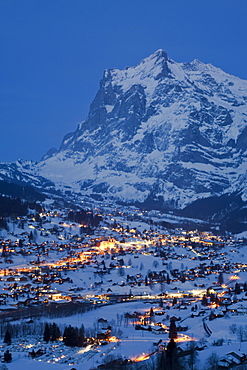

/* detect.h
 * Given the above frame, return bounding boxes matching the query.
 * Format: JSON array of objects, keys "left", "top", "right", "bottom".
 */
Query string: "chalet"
[
  {"left": 19, "top": 276, "right": 28, "bottom": 282},
  {"left": 218, "top": 351, "right": 246, "bottom": 368},
  {"left": 230, "top": 304, "right": 247, "bottom": 315},
  {"left": 28, "top": 349, "right": 45, "bottom": 358},
  {"left": 98, "top": 318, "right": 108, "bottom": 324},
  {"left": 97, "top": 329, "right": 111, "bottom": 340},
  {"left": 152, "top": 327, "right": 166, "bottom": 334},
  {"left": 6, "top": 277, "right": 15, "bottom": 282},
  {"left": 98, "top": 318, "right": 109, "bottom": 330},
  {"left": 154, "top": 310, "right": 166, "bottom": 316},
  {"left": 236, "top": 305, "right": 247, "bottom": 315}
]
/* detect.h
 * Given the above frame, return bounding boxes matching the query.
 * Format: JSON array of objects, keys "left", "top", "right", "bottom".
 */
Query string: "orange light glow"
[
  {"left": 108, "top": 336, "right": 118, "bottom": 342},
  {"left": 230, "top": 275, "right": 240, "bottom": 280},
  {"left": 131, "top": 354, "right": 150, "bottom": 362},
  {"left": 99, "top": 240, "right": 116, "bottom": 250},
  {"left": 175, "top": 334, "right": 195, "bottom": 342}
]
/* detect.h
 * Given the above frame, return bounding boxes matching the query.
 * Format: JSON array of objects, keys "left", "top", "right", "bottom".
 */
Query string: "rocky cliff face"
[{"left": 38, "top": 50, "right": 247, "bottom": 213}]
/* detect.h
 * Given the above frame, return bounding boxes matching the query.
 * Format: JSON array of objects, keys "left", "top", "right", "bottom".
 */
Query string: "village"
[{"left": 0, "top": 203, "right": 246, "bottom": 369}]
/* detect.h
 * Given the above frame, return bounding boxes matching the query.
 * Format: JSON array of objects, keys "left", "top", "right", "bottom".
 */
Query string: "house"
[
  {"left": 28, "top": 349, "right": 45, "bottom": 358},
  {"left": 218, "top": 351, "right": 246, "bottom": 369},
  {"left": 98, "top": 318, "right": 108, "bottom": 324},
  {"left": 98, "top": 318, "right": 108, "bottom": 330},
  {"left": 97, "top": 329, "right": 111, "bottom": 340},
  {"left": 152, "top": 327, "right": 166, "bottom": 334},
  {"left": 154, "top": 310, "right": 165, "bottom": 316}
]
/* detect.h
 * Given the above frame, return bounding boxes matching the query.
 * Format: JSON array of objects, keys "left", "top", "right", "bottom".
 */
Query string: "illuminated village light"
[
  {"left": 108, "top": 336, "right": 118, "bottom": 342},
  {"left": 175, "top": 334, "right": 195, "bottom": 343},
  {"left": 131, "top": 353, "right": 150, "bottom": 362},
  {"left": 189, "top": 289, "right": 205, "bottom": 297},
  {"left": 99, "top": 240, "right": 116, "bottom": 250}
]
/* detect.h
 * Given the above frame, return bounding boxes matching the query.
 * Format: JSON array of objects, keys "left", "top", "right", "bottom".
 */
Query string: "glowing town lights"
[
  {"left": 131, "top": 354, "right": 150, "bottom": 362},
  {"left": 230, "top": 275, "right": 240, "bottom": 280},
  {"left": 99, "top": 240, "right": 116, "bottom": 250},
  {"left": 24, "top": 344, "right": 35, "bottom": 349},
  {"left": 189, "top": 289, "right": 205, "bottom": 297},
  {"left": 108, "top": 336, "right": 118, "bottom": 342},
  {"left": 77, "top": 345, "right": 92, "bottom": 354},
  {"left": 208, "top": 303, "right": 218, "bottom": 309},
  {"left": 175, "top": 334, "right": 195, "bottom": 343}
]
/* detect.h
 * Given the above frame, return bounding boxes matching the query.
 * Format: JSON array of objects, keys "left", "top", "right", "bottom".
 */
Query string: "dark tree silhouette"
[
  {"left": 63, "top": 324, "right": 85, "bottom": 347},
  {"left": 43, "top": 323, "right": 50, "bottom": 343},
  {"left": 218, "top": 272, "right": 224, "bottom": 285},
  {"left": 4, "top": 349, "right": 12, "bottom": 363},
  {"left": 63, "top": 325, "right": 79, "bottom": 347},
  {"left": 169, "top": 319, "right": 178, "bottom": 339},
  {"left": 51, "top": 323, "right": 61, "bottom": 341},
  {"left": 202, "top": 295, "right": 208, "bottom": 306},
  {"left": 166, "top": 339, "right": 178, "bottom": 370},
  {"left": 172, "top": 297, "right": 177, "bottom": 306},
  {"left": 235, "top": 282, "right": 241, "bottom": 294},
  {"left": 149, "top": 307, "right": 155, "bottom": 323},
  {"left": 4, "top": 330, "right": 11, "bottom": 345}
]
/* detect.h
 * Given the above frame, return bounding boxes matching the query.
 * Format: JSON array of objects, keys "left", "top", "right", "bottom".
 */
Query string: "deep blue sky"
[{"left": 1, "top": 0, "right": 247, "bottom": 163}]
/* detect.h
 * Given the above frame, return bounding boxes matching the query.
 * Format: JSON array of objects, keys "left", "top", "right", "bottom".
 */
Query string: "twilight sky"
[{"left": 1, "top": 0, "right": 247, "bottom": 163}]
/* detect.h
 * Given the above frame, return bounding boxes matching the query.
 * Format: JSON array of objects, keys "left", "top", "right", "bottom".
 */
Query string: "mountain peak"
[
  {"left": 101, "top": 49, "right": 172, "bottom": 89},
  {"left": 38, "top": 50, "right": 247, "bottom": 225},
  {"left": 150, "top": 49, "right": 168, "bottom": 60},
  {"left": 134, "top": 49, "right": 170, "bottom": 79},
  {"left": 144, "top": 49, "right": 169, "bottom": 63}
]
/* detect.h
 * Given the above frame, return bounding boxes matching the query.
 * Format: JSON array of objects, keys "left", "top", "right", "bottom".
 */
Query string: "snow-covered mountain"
[
  {"left": 1, "top": 50, "right": 247, "bottom": 230},
  {"left": 39, "top": 51, "right": 247, "bottom": 203}
]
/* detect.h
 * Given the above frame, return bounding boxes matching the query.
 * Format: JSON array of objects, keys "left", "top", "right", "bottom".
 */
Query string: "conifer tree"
[
  {"left": 172, "top": 297, "right": 177, "bottom": 306},
  {"left": 51, "top": 323, "right": 60, "bottom": 341},
  {"left": 63, "top": 325, "right": 79, "bottom": 347},
  {"left": 43, "top": 323, "right": 50, "bottom": 343},
  {"left": 218, "top": 272, "right": 224, "bottom": 285},
  {"left": 169, "top": 319, "right": 178, "bottom": 339},
  {"left": 78, "top": 324, "right": 85, "bottom": 347},
  {"left": 202, "top": 295, "right": 208, "bottom": 306},
  {"left": 4, "top": 330, "right": 11, "bottom": 345},
  {"left": 235, "top": 282, "right": 241, "bottom": 294},
  {"left": 149, "top": 307, "right": 155, "bottom": 323},
  {"left": 3, "top": 349, "right": 12, "bottom": 363},
  {"left": 165, "top": 339, "right": 178, "bottom": 370}
]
